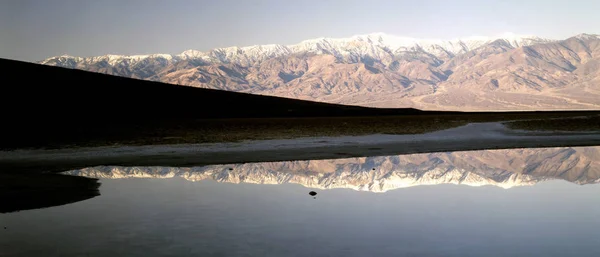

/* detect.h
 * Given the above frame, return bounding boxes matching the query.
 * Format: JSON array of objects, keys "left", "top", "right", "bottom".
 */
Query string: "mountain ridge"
[
  {"left": 41, "top": 32, "right": 551, "bottom": 64},
  {"left": 40, "top": 33, "right": 600, "bottom": 111}
]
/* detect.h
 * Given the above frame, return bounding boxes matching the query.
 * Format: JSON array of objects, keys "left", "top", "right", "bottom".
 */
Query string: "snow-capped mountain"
[
  {"left": 42, "top": 32, "right": 551, "bottom": 67},
  {"left": 65, "top": 146, "right": 600, "bottom": 192},
  {"left": 40, "top": 33, "right": 600, "bottom": 111}
]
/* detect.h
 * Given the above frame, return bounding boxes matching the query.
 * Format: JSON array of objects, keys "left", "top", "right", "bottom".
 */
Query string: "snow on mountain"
[
  {"left": 41, "top": 32, "right": 553, "bottom": 67},
  {"left": 348, "top": 32, "right": 551, "bottom": 56},
  {"left": 574, "top": 33, "right": 600, "bottom": 40},
  {"left": 41, "top": 53, "right": 174, "bottom": 68}
]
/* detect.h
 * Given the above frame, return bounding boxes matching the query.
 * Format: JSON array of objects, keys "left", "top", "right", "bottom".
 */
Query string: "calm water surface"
[{"left": 2, "top": 147, "right": 600, "bottom": 257}]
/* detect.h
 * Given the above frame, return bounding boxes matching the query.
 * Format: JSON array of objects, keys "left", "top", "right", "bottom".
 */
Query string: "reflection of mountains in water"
[{"left": 66, "top": 147, "right": 600, "bottom": 192}]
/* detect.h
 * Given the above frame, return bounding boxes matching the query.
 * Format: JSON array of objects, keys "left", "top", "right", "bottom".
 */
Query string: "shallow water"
[
  {"left": 4, "top": 122, "right": 600, "bottom": 173},
  {"left": 3, "top": 147, "right": 600, "bottom": 257}
]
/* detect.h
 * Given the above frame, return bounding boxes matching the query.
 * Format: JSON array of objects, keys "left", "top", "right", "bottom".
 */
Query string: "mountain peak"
[
  {"left": 42, "top": 54, "right": 78, "bottom": 61},
  {"left": 574, "top": 33, "right": 600, "bottom": 40}
]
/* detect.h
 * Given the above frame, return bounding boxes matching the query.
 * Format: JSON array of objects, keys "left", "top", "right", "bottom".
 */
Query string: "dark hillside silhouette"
[{"left": 0, "top": 58, "right": 597, "bottom": 149}]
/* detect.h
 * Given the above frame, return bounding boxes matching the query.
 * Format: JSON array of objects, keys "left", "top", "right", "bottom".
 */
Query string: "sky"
[{"left": 1, "top": 0, "right": 599, "bottom": 62}]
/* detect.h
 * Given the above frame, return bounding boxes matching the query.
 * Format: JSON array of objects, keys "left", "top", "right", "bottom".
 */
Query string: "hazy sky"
[{"left": 2, "top": 0, "right": 599, "bottom": 62}]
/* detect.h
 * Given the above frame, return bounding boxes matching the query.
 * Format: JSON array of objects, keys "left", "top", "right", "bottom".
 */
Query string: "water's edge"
[{"left": 1, "top": 122, "right": 600, "bottom": 173}]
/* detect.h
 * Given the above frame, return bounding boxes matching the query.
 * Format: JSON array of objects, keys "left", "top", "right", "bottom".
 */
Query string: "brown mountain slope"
[
  {"left": 40, "top": 34, "right": 600, "bottom": 111},
  {"left": 419, "top": 35, "right": 600, "bottom": 110}
]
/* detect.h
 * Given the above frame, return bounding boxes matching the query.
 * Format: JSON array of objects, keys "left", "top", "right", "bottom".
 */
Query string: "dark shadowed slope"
[
  {"left": 0, "top": 58, "right": 432, "bottom": 122},
  {"left": 0, "top": 58, "right": 432, "bottom": 149},
  {"left": 0, "top": 58, "right": 598, "bottom": 150}
]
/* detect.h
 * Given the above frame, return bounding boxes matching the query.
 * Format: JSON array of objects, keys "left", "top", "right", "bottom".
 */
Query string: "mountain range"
[
  {"left": 66, "top": 146, "right": 600, "bottom": 192},
  {"left": 40, "top": 33, "right": 600, "bottom": 111}
]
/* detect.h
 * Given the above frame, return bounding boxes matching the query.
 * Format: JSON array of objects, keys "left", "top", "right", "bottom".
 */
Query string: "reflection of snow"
[
  {"left": 65, "top": 145, "right": 600, "bottom": 192},
  {"left": 65, "top": 164, "right": 540, "bottom": 192}
]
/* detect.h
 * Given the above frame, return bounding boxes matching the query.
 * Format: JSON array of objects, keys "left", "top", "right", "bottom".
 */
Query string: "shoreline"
[{"left": 2, "top": 122, "right": 600, "bottom": 173}]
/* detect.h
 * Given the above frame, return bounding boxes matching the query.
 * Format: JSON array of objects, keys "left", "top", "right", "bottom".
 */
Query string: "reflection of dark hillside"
[{"left": 0, "top": 173, "right": 100, "bottom": 213}]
